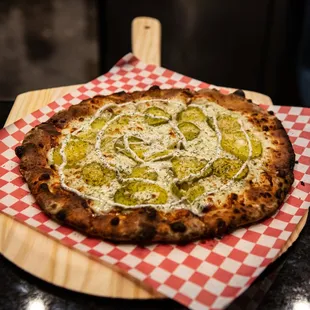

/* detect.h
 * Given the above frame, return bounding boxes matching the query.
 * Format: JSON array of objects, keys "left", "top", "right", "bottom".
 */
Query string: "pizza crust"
[{"left": 15, "top": 86, "right": 295, "bottom": 244}]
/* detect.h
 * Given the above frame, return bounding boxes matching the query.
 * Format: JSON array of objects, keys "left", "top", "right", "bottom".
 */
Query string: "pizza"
[{"left": 15, "top": 86, "right": 295, "bottom": 244}]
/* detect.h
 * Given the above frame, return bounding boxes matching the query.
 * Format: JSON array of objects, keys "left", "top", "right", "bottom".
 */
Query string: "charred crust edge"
[
  {"left": 233, "top": 89, "right": 245, "bottom": 97},
  {"left": 170, "top": 221, "right": 187, "bottom": 233},
  {"left": 15, "top": 146, "right": 24, "bottom": 158}
]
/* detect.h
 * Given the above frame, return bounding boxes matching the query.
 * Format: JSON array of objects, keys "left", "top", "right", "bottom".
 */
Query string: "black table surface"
[{"left": 1, "top": 101, "right": 309, "bottom": 310}]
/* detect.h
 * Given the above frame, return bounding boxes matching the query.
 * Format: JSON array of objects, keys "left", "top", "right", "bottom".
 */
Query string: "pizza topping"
[
  {"left": 105, "top": 115, "right": 131, "bottom": 135},
  {"left": 217, "top": 115, "right": 240, "bottom": 132},
  {"left": 221, "top": 132, "right": 262, "bottom": 161},
  {"left": 90, "top": 110, "right": 113, "bottom": 130},
  {"left": 177, "top": 106, "right": 206, "bottom": 122},
  {"left": 114, "top": 135, "right": 147, "bottom": 161},
  {"left": 145, "top": 149, "right": 174, "bottom": 161},
  {"left": 177, "top": 122, "right": 200, "bottom": 141},
  {"left": 82, "top": 162, "right": 116, "bottom": 186},
  {"left": 54, "top": 97, "right": 262, "bottom": 215},
  {"left": 144, "top": 107, "right": 171, "bottom": 126},
  {"left": 53, "top": 139, "right": 89, "bottom": 166},
  {"left": 184, "top": 183, "right": 205, "bottom": 200},
  {"left": 207, "top": 115, "right": 241, "bottom": 133},
  {"left": 127, "top": 166, "right": 158, "bottom": 181},
  {"left": 171, "top": 156, "right": 212, "bottom": 181},
  {"left": 124, "top": 135, "right": 150, "bottom": 162},
  {"left": 100, "top": 136, "right": 116, "bottom": 155},
  {"left": 172, "top": 182, "right": 205, "bottom": 202},
  {"left": 171, "top": 182, "right": 182, "bottom": 198},
  {"left": 114, "top": 181, "right": 168, "bottom": 206},
  {"left": 76, "top": 130, "right": 97, "bottom": 143},
  {"left": 213, "top": 158, "right": 249, "bottom": 180},
  {"left": 91, "top": 117, "right": 108, "bottom": 130},
  {"left": 172, "top": 156, "right": 206, "bottom": 180},
  {"left": 53, "top": 147, "right": 62, "bottom": 165}
]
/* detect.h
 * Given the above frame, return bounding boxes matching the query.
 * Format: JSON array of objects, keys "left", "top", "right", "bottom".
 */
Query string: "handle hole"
[{"left": 144, "top": 25, "right": 150, "bottom": 29}]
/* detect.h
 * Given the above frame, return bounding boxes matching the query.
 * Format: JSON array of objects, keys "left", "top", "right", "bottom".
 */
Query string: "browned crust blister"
[{"left": 15, "top": 86, "right": 295, "bottom": 244}]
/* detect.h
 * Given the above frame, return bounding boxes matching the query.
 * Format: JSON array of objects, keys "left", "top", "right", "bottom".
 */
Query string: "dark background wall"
[
  {"left": 100, "top": 0, "right": 307, "bottom": 106},
  {"left": 0, "top": 0, "right": 98, "bottom": 100},
  {"left": 0, "top": 0, "right": 308, "bottom": 106}
]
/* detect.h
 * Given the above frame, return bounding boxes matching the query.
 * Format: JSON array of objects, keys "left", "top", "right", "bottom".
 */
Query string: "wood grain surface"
[
  {"left": 132, "top": 17, "right": 161, "bottom": 66},
  {"left": 0, "top": 16, "right": 307, "bottom": 300}
]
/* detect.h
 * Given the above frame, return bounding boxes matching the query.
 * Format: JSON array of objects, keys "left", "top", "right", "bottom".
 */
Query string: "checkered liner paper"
[{"left": 1, "top": 54, "right": 309, "bottom": 310}]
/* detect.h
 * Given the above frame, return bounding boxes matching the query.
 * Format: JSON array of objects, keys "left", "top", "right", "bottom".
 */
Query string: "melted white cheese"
[{"left": 50, "top": 97, "right": 268, "bottom": 216}]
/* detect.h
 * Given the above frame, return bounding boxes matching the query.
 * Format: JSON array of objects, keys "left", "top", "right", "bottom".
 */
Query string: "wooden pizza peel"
[{"left": 0, "top": 17, "right": 307, "bottom": 299}]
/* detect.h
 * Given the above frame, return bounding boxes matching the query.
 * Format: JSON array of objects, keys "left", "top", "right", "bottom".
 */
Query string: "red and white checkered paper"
[{"left": 1, "top": 54, "right": 309, "bottom": 310}]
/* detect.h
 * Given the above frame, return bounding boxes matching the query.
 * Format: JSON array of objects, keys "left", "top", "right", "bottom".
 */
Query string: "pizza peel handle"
[{"left": 132, "top": 17, "right": 161, "bottom": 66}]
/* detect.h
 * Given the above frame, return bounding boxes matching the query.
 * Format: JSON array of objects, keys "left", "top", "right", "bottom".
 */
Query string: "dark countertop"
[{"left": 1, "top": 101, "right": 309, "bottom": 309}]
